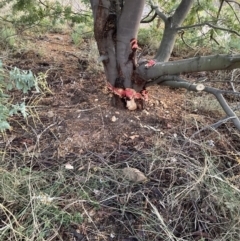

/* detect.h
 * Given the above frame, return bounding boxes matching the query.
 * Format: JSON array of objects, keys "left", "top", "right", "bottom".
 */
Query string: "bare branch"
[
  {"left": 154, "top": 0, "right": 194, "bottom": 61},
  {"left": 149, "top": 0, "right": 168, "bottom": 23},
  {"left": 230, "top": 69, "right": 240, "bottom": 92},
  {"left": 225, "top": 0, "right": 240, "bottom": 7},
  {"left": 175, "top": 22, "right": 210, "bottom": 30},
  {"left": 210, "top": 34, "right": 221, "bottom": 45},
  {"left": 217, "top": 0, "right": 224, "bottom": 19},
  {"left": 141, "top": 12, "right": 157, "bottom": 23},
  {"left": 179, "top": 31, "right": 195, "bottom": 50},
  {"left": 212, "top": 116, "right": 237, "bottom": 129},
  {"left": 208, "top": 23, "right": 240, "bottom": 37},
  {"left": 141, "top": 7, "right": 156, "bottom": 23},
  {"left": 176, "top": 22, "right": 240, "bottom": 37},
  {"left": 137, "top": 54, "right": 240, "bottom": 80},
  {"left": 182, "top": 116, "right": 234, "bottom": 147},
  {"left": 225, "top": 1, "right": 240, "bottom": 25}
]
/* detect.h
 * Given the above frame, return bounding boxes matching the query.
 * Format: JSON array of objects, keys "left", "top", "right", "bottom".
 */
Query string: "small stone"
[
  {"left": 65, "top": 163, "right": 74, "bottom": 170},
  {"left": 111, "top": 116, "right": 117, "bottom": 122},
  {"left": 47, "top": 111, "right": 54, "bottom": 118}
]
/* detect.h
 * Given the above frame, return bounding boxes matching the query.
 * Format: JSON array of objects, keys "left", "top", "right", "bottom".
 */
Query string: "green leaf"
[
  {"left": 0, "top": 120, "right": 11, "bottom": 131},
  {"left": 19, "top": 102, "right": 28, "bottom": 118}
]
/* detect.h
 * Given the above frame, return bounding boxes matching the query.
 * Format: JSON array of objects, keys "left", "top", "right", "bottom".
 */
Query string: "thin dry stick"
[
  {"left": 182, "top": 116, "right": 235, "bottom": 147},
  {"left": 142, "top": 193, "right": 180, "bottom": 241},
  {"left": 175, "top": 157, "right": 208, "bottom": 199},
  {"left": 0, "top": 203, "right": 25, "bottom": 239},
  {"left": 81, "top": 203, "right": 105, "bottom": 240}
]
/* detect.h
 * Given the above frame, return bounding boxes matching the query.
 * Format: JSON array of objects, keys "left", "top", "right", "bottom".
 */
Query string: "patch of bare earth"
[
  {"left": 8, "top": 33, "right": 187, "bottom": 155},
  {"left": 2, "top": 32, "right": 240, "bottom": 240}
]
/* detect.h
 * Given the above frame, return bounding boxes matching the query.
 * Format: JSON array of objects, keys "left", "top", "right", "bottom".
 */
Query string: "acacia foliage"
[
  {"left": 149, "top": 0, "right": 240, "bottom": 52},
  {"left": 0, "top": 0, "right": 91, "bottom": 26}
]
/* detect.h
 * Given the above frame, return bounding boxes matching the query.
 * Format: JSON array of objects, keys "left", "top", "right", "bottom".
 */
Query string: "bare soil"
[{"left": 8, "top": 33, "right": 190, "bottom": 156}]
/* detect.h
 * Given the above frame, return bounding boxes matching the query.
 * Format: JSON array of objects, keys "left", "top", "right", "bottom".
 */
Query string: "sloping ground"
[{"left": 1, "top": 32, "right": 240, "bottom": 241}]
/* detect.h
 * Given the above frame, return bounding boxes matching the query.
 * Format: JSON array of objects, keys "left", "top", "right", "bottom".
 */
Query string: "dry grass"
[{"left": 1, "top": 125, "right": 240, "bottom": 240}]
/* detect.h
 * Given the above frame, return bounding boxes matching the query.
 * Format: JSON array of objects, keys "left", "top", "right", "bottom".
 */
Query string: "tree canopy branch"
[
  {"left": 149, "top": 0, "right": 168, "bottom": 23},
  {"left": 216, "top": 0, "right": 224, "bottom": 19},
  {"left": 141, "top": 12, "right": 157, "bottom": 23},
  {"left": 225, "top": 0, "right": 240, "bottom": 7},
  {"left": 225, "top": 1, "right": 240, "bottom": 24},
  {"left": 175, "top": 22, "right": 240, "bottom": 37}
]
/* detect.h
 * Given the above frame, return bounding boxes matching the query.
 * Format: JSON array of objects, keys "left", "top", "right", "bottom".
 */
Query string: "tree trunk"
[
  {"left": 90, "top": 0, "right": 118, "bottom": 85},
  {"left": 90, "top": 0, "right": 145, "bottom": 88},
  {"left": 116, "top": 0, "right": 145, "bottom": 88}
]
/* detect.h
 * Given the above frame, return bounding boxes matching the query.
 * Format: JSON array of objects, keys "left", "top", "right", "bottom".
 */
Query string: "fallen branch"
[{"left": 146, "top": 76, "right": 240, "bottom": 130}]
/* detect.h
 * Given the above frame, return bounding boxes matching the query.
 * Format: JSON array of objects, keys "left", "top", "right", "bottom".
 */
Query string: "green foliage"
[
  {"left": 0, "top": 60, "right": 39, "bottom": 131},
  {"left": 71, "top": 29, "right": 83, "bottom": 46},
  {"left": 179, "top": 0, "right": 240, "bottom": 52},
  {"left": 149, "top": 0, "right": 240, "bottom": 54},
  {"left": 9, "top": 66, "right": 39, "bottom": 93},
  {"left": 0, "top": 0, "right": 92, "bottom": 51},
  {"left": 71, "top": 21, "right": 93, "bottom": 46},
  {"left": 1, "top": 0, "right": 91, "bottom": 27},
  {"left": 138, "top": 26, "right": 162, "bottom": 51},
  {"left": 0, "top": 26, "right": 16, "bottom": 48}
]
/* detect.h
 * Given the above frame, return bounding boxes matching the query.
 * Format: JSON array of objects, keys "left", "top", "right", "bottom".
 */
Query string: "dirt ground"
[
  {"left": 7, "top": 33, "right": 240, "bottom": 156},
  {"left": 7, "top": 33, "right": 191, "bottom": 156},
  {"left": 2, "top": 32, "right": 240, "bottom": 241}
]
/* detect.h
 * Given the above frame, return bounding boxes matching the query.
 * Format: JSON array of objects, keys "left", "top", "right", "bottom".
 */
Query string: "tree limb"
[
  {"left": 137, "top": 54, "right": 240, "bottom": 80},
  {"left": 217, "top": 0, "right": 224, "bottom": 19},
  {"left": 182, "top": 115, "right": 234, "bottom": 147},
  {"left": 172, "top": 0, "right": 194, "bottom": 27},
  {"left": 175, "top": 22, "right": 240, "bottom": 37},
  {"left": 154, "top": 0, "right": 194, "bottom": 61},
  {"left": 116, "top": 0, "right": 145, "bottom": 88},
  {"left": 225, "top": 0, "right": 240, "bottom": 7},
  {"left": 90, "top": 0, "right": 118, "bottom": 85},
  {"left": 140, "top": 6, "right": 157, "bottom": 23},
  {"left": 179, "top": 30, "right": 195, "bottom": 50},
  {"left": 205, "top": 23, "right": 240, "bottom": 37},
  {"left": 225, "top": 1, "right": 240, "bottom": 24},
  {"left": 149, "top": 0, "right": 168, "bottom": 23},
  {"left": 141, "top": 12, "right": 157, "bottom": 23}
]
